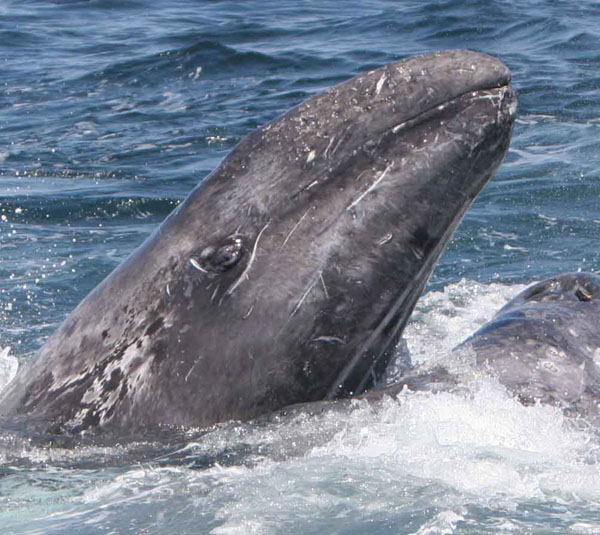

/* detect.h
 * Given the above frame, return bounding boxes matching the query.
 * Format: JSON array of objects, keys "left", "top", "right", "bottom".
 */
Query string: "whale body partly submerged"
[
  {"left": 459, "top": 272, "right": 600, "bottom": 420},
  {"left": 371, "top": 272, "right": 600, "bottom": 423}
]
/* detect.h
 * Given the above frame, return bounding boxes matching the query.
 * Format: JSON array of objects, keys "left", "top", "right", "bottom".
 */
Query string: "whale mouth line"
[
  {"left": 337, "top": 83, "right": 516, "bottom": 217},
  {"left": 388, "top": 82, "right": 514, "bottom": 137}
]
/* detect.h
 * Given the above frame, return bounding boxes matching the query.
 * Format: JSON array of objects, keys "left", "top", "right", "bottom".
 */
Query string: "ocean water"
[{"left": 1, "top": 0, "right": 600, "bottom": 533}]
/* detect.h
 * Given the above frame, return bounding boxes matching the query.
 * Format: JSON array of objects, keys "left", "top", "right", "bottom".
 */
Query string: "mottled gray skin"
[
  {"left": 0, "top": 50, "right": 517, "bottom": 435},
  {"left": 457, "top": 273, "right": 600, "bottom": 418}
]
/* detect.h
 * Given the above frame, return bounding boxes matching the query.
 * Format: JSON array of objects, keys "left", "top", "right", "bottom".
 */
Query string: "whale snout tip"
[{"left": 457, "top": 49, "right": 512, "bottom": 85}]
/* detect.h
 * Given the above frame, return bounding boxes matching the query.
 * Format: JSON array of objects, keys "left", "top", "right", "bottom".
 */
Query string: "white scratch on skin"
[
  {"left": 242, "top": 302, "right": 255, "bottom": 319},
  {"left": 190, "top": 257, "right": 207, "bottom": 273},
  {"left": 411, "top": 246, "right": 424, "bottom": 260},
  {"left": 347, "top": 162, "right": 394, "bottom": 211},
  {"left": 392, "top": 122, "right": 407, "bottom": 134},
  {"left": 185, "top": 357, "right": 202, "bottom": 382},
  {"left": 375, "top": 73, "right": 387, "bottom": 95},
  {"left": 225, "top": 221, "right": 270, "bottom": 297},
  {"left": 473, "top": 93, "right": 502, "bottom": 103},
  {"left": 281, "top": 208, "right": 311, "bottom": 249},
  {"left": 211, "top": 284, "right": 220, "bottom": 303},
  {"left": 319, "top": 271, "right": 329, "bottom": 299},
  {"left": 290, "top": 274, "right": 319, "bottom": 318},
  {"left": 355, "top": 169, "right": 369, "bottom": 182},
  {"left": 329, "top": 131, "right": 348, "bottom": 157},
  {"left": 323, "top": 135, "right": 337, "bottom": 158},
  {"left": 377, "top": 233, "right": 393, "bottom": 245},
  {"left": 306, "top": 149, "right": 316, "bottom": 163},
  {"left": 303, "top": 180, "right": 319, "bottom": 191},
  {"left": 312, "top": 336, "right": 345, "bottom": 344}
]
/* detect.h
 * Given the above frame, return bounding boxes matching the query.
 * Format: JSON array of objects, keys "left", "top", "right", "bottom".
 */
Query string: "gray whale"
[
  {"left": 368, "top": 272, "right": 600, "bottom": 424},
  {"left": 0, "top": 50, "right": 517, "bottom": 435},
  {"left": 458, "top": 272, "right": 600, "bottom": 419}
]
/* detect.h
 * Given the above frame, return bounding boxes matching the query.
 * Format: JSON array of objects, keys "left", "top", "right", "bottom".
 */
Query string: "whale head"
[{"left": 0, "top": 50, "right": 517, "bottom": 433}]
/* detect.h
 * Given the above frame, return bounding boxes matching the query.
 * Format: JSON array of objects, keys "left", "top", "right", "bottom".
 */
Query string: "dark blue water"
[{"left": 2, "top": 1, "right": 600, "bottom": 533}]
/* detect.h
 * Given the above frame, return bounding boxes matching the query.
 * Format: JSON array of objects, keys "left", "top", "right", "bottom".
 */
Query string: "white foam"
[
  {"left": 0, "top": 346, "right": 18, "bottom": 395},
  {"left": 411, "top": 510, "right": 464, "bottom": 535},
  {"left": 400, "top": 278, "right": 526, "bottom": 368},
  {"left": 204, "top": 378, "right": 599, "bottom": 533}
]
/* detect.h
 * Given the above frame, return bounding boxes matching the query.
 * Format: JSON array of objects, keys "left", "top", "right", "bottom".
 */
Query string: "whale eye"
[
  {"left": 210, "top": 238, "right": 244, "bottom": 271},
  {"left": 191, "top": 237, "right": 244, "bottom": 274}
]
